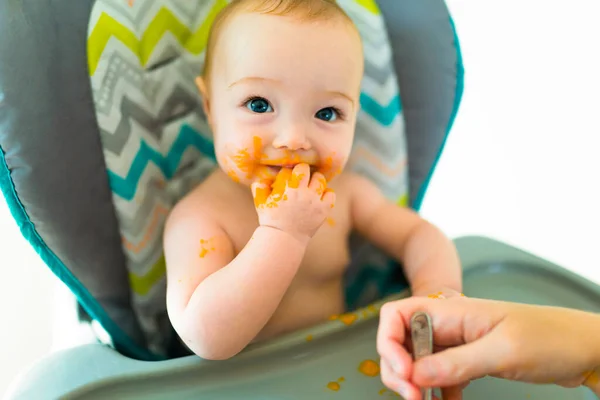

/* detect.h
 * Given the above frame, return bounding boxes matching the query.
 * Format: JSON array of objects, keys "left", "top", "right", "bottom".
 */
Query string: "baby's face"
[{"left": 200, "top": 12, "right": 363, "bottom": 185}]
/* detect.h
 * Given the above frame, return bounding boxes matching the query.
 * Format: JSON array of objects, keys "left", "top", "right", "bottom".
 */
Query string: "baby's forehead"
[{"left": 214, "top": 12, "right": 360, "bottom": 62}]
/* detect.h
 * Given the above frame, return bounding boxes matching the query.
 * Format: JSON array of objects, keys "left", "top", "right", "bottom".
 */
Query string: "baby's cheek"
[
  {"left": 217, "top": 138, "right": 271, "bottom": 185},
  {"left": 319, "top": 153, "right": 345, "bottom": 181}
]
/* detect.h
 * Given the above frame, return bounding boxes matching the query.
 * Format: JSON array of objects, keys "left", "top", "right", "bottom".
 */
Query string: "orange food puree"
[
  {"left": 199, "top": 238, "right": 216, "bottom": 258},
  {"left": 326, "top": 381, "right": 341, "bottom": 391},
  {"left": 329, "top": 313, "right": 358, "bottom": 325},
  {"left": 358, "top": 359, "right": 380, "bottom": 377},
  {"left": 229, "top": 136, "right": 342, "bottom": 183}
]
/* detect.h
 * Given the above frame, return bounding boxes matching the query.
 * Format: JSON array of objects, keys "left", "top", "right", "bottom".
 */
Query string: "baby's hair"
[{"left": 202, "top": 0, "right": 356, "bottom": 84}]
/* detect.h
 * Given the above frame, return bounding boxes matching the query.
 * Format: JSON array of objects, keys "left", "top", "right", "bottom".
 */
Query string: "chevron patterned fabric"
[{"left": 88, "top": 0, "right": 408, "bottom": 356}]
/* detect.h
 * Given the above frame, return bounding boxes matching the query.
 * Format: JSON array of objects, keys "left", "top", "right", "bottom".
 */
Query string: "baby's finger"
[
  {"left": 321, "top": 189, "right": 336, "bottom": 209},
  {"left": 252, "top": 180, "right": 272, "bottom": 208},
  {"left": 377, "top": 302, "right": 413, "bottom": 380},
  {"left": 380, "top": 358, "right": 421, "bottom": 400},
  {"left": 271, "top": 168, "right": 292, "bottom": 198},
  {"left": 308, "top": 172, "right": 327, "bottom": 195},
  {"left": 290, "top": 163, "right": 311, "bottom": 188}
]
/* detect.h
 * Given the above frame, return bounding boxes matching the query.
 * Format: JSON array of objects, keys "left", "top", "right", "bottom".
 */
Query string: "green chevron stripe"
[
  {"left": 88, "top": 0, "right": 227, "bottom": 76},
  {"left": 129, "top": 254, "right": 166, "bottom": 296}
]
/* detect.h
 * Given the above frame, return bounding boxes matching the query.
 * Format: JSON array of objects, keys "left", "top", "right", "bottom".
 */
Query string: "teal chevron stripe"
[
  {"left": 108, "top": 125, "right": 216, "bottom": 201},
  {"left": 359, "top": 92, "right": 402, "bottom": 127}
]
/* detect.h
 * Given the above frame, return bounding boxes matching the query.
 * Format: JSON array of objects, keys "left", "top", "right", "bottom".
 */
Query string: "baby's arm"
[
  {"left": 350, "top": 174, "right": 461, "bottom": 296},
  {"left": 164, "top": 206, "right": 307, "bottom": 360},
  {"left": 165, "top": 164, "right": 334, "bottom": 360}
]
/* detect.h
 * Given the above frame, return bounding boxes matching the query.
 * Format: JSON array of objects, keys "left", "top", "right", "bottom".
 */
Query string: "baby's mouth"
[{"left": 263, "top": 163, "right": 318, "bottom": 174}]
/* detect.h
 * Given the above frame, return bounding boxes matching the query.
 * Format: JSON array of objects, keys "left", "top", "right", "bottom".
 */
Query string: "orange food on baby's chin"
[
  {"left": 227, "top": 169, "right": 240, "bottom": 182},
  {"left": 232, "top": 148, "right": 252, "bottom": 175},
  {"left": 318, "top": 154, "right": 342, "bottom": 180}
]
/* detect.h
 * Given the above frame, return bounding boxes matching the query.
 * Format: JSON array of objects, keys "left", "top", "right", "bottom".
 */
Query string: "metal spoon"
[{"left": 410, "top": 311, "right": 433, "bottom": 400}]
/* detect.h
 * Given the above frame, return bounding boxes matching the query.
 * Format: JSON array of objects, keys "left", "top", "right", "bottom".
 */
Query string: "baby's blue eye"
[
  {"left": 315, "top": 107, "right": 338, "bottom": 122},
  {"left": 246, "top": 98, "right": 273, "bottom": 113}
]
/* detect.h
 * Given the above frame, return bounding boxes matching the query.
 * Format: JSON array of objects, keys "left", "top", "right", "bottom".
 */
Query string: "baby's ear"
[{"left": 195, "top": 76, "right": 212, "bottom": 125}]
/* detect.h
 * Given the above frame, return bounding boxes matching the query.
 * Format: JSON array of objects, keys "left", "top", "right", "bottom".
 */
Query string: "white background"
[{"left": 1, "top": 0, "right": 599, "bottom": 396}]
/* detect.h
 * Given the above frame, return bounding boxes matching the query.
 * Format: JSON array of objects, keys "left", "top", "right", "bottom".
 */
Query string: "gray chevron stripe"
[
  {"left": 352, "top": 20, "right": 387, "bottom": 45},
  {"left": 93, "top": 51, "right": 200, "bottom": 116},
  {"left": 99, "top": 0, "right": 155, "bottom": 27},
  {"left": 352, "top": 169, "right": 406, "bottom": 199},
  {"left": 100, "top": 97, "right": 158, "bottom": 150},
  {"left": 351, "top": 161, "right": 406, "bottom": 187},
  {"left": 354, "top": 118, "right": 403, "bottom": 158},
  {"left": 186, "top": 0, "right": 220, "bottom": 29},
  {"left": 99, "top": 0, "right": 199, "bottom": 30},
  {"left": 100, "top": 87, "right": 204, "bottom": 156},
  {"left": 125, "top": 222, "right": 168, "bottom": 272},
  {"left": 117, "top": 153, "right": 215, "bottom": 239},
  {"left": 363, "top": 57, "right": 395, "bottom": 86},
  {"left": 166, "top": 0, "right": 206, "bottom": 26},
  {"left": 117, "top": 183, "right": 170, "bottom": 232}
]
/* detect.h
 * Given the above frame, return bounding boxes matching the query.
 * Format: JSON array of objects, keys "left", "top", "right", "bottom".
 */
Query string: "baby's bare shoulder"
[{"left": 166, "top": 172, "right": 232, "bottom": 231}]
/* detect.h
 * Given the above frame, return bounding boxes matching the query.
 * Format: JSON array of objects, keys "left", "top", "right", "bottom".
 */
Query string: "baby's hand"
[{"left": 251, "top": 164, "right": 335, "bottom": 245}]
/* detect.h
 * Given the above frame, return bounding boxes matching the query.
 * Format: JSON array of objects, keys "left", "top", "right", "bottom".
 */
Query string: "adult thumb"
[{"left": 412, "top": 334, "right": 504, "bottom": 387}]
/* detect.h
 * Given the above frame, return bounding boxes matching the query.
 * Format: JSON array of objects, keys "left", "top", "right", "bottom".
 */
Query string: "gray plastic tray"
[{"left": 6, "top": 236, "right": 600, "bottom": 400}]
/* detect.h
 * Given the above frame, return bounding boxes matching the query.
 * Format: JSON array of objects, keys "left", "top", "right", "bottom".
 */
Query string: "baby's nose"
[{"left": 272, "top": 125, "right": 311, "bottom": 150}]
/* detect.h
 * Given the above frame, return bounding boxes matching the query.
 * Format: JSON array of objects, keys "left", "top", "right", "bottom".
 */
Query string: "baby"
[{"left": 163, "top": 0, "right": 462, "bottom": 360}]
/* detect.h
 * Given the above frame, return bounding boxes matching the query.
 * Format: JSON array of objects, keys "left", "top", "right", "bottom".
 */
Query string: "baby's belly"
[{"left": 254, "top": 279, "right": 345, "bottom": 341}]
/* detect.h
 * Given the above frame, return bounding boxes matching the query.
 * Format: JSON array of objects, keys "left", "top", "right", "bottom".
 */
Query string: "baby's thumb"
[
  {"left": 413, "top": 335, "right": 503, "bottom": 388},
  {"left": 251, "top": 180, "right": 271, "bottom": 208}
]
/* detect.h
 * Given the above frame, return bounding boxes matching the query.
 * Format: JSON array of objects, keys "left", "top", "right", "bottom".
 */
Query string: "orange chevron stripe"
[
  {"left": 122, "top": 204, "right": 169, "bottom": 254},
  {"left": 350, "top": 144, "right": 407, "bottom": 178}
]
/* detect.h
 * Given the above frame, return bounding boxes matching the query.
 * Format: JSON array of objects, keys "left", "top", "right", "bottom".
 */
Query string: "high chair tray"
[{"left": 7, "top": 236, "right": 600, "bottom": 400}]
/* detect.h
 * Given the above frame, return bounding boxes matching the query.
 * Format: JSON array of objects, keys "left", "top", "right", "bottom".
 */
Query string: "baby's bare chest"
[{"left": 219, "top": 191, "right": 352, "bottom": 282}]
